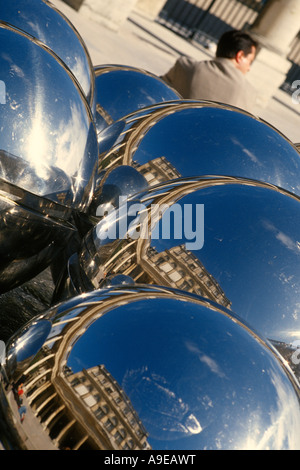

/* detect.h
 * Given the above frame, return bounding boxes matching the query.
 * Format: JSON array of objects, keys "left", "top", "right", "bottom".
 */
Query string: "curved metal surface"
[
  {"left": 0, "top": 0, "right": 95, "bottom": 110},
  {"left": 1, "top": 285, "right": 299, "bottom": 450},
  {"left": 96, "top": 101, "right": 300, "bottom": 198},
  {"left": 94, "top": 65, "right": 181, "bottom": 134},
  {"left": 89, "top": 164, "right": 149, "bottom": 219},
  {"left": 73, "top": 177, "right": 300, "bottom": 380},
  {"left": 0, "top": 4, "right": 298, "bottom": 452},
  {"left": 0, "top": 23, "right": 98, "bottom": 211},
  {"left": 0, "top": 178, "right": 77, "bottom": 293},
  {"left": 0, "top": 22, "right": 98, "bottom": 292},
  {"left": 0, "top": 268, "right": 55, "bottom": 344}
]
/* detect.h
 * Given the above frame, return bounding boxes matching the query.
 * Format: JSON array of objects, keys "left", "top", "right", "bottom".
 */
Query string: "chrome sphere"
[
  {"left": 0, "top": 24, "right": 98, "bottom": 292},
  {"left": 0, "top": 23, "right": 98, "bottom": 210},
  {"left": 90, "top": 164, "right": 149, "bottom": 218},
  {"left": 0, "top": 184, "right": 76, "bottom": 293},
  {"left": 94, "top": 65, "right": 181, "bottom": 133},
  {"left": 71, "top": 177, "right": 300, "bottom": 379},
  {"left": 97, "top": 101, "right": 300, "bottom": 197},
  {"left": 2, "top": 286, "right": 300, "bottom": 450},
  {"left": 0, "top": 0, "right": 95, "bottom": 110}
]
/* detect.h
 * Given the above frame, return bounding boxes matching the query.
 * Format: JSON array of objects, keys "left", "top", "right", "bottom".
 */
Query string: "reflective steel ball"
[
  {"left": 2, "top": 285, "right": 300, "bottom": 450},
  {"left": 94, "top": 64, "right": 181, "bottom": 133},
  {"left": 68, "top": 177, "right": 300, "bottom": 380},
  {"left": 96, "top": 101, "right": 300, "bottom": 197},
  {"left": 0, "top": 22, "right": 98, "bottom": 210},
  {"left": 0, "top": 0, "right": 95, "bottom": 110},
  {"left": 0, "top": 23, "right": 98, "bottom": 292}
]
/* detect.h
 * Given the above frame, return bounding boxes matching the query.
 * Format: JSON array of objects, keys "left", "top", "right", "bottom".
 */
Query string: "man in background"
[{"left": 161, "top": 30, "right": 258, "bottom": 114}]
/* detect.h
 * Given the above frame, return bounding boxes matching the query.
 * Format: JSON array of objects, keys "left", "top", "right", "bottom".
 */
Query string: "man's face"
[{"left": 237, "top": 46, "right": 256, "bottom": 74}]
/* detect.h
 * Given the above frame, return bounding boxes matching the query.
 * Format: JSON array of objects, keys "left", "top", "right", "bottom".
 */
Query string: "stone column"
[
  {"left": 247, "top": 0, "right": 300, "bottom": 108},
  {"left": 79, "top": 0, "right": 138, "bottom": 31},
  {"left": 251, "top": 0, "right": 300, "bottom": 55}
]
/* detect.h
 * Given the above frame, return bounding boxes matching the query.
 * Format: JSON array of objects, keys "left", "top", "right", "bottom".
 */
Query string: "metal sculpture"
[
  {"left": 0, "top": 0, "right": 299, "bottom": 451},
  {"left": 95, "top": 100, "right": 300, "bottom": 200},
  {"left": 0, "top": 22, "right": 98, "bottom": 293},
  {"left": 52, "top": 177, "right": 300, "bottom": 381},
  {"left": 93, "top": 64, "right": 181, "bottom": 133},
  {"left": 2, "top": 285, "right": 300, "bottom": 450},
  {"left": 0, "top": 0, "right": 96, "bottom": 111}
]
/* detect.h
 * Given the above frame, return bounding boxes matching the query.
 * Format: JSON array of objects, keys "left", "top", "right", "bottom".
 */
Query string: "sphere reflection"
[
  {"left": 97, "top": 101, "right": 300, "bottom": 197},
  {"left": 0, "top": 0, "right": 95, "bottom": 109},
  {"left": 0, "top": 23, "right": 98, "bottom": 210},
  {"left": 94, "top": 65, "right": 181, "bottom": 133},
  {"left": 73, "top": 177, "right": 300, "bottom": 379},
  {"left": 90, "top": 165, "right": 149, "bottom": 218},
  {"left": 0, "top": 186, "right": 76, "bottom": 293},
  {"left": 0, "top": 23, "right": 98, "bottom": 292},
  {"left": 2, "top": 286, "right": 300, "bottom": 450}
]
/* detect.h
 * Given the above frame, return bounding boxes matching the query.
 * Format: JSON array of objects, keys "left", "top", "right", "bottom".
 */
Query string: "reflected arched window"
[
  {"left": 94, "top": 404, "right": 109, "bottom": 420},
  {"left": 115, "top": 428, "right": 126, "bottom": 444},
  {"left": 105, "top": 415, "right": 118, "bottom": 431}
]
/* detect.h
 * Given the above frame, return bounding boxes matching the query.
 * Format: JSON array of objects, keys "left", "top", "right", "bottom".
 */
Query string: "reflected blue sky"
[
  {"left": 149, "top": 184, "right": 300, "bottom": 344},
  {"left": 0, "top": 25, "right": 97, "bottom": 207},
  {"left": 0, "top": 0, "right": 94, "bottom": 103}
]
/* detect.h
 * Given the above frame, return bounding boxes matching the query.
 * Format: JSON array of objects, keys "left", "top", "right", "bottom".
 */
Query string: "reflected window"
[
  {"left": 105, "top": 416, "right": 118, "bottom": 431},
  {"left": 94, "top": 404, "right": 109, "bottom": 420},
  {"left": 74, "top": 384, "right": 90, "bottom": 396},
  {"left": 159, "top": 262, "right": 173, "bottom": 273},
  {"left": 124, "top": 438, "right": 135, "bottom": 450},
  {"left": 83, "top": 395, "right": 97, "bottom": 407},
  {"left": 115, "top": 428, "right": 126, "bottom": 444}
]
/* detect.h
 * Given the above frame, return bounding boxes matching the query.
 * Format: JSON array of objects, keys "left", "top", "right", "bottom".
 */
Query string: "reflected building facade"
[
  {"left": 94, "top": 154, "right": 232, "bottom": 307},
  {"left": 105, "top": 243, "right": 231, "bottom": 310},
  {"left": 66, "top": 365, "right": 151, "bottom": 450},
  {"left": 97, "top": 101, "right": 300, "bottom": 198},
  {"left": 6, "top": 311, "right": 151, "bottom": 450},
  {"left": 2, "top": 285, "right": 300, "bottom": 450},
  {"left": 138, "top": 156, "right": 181, "bottom": 186}
]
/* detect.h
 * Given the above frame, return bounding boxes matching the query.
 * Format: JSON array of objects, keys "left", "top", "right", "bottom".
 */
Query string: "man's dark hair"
[{"left": 216, "top": 30, "right": 257, "bottom": 58}]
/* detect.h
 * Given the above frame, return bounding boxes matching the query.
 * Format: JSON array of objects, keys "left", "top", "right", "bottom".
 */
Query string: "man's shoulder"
[
  {"left": 176, "top": 56, "right": 219, "bottom": 73},
  {"left": 190, "top": 58, "right": 229, "bottom": 81},
  {"left": 192, "top": 58, "right": 229, "bottom": 74},
  {"left": 176, "top": 55, "right": 198, "bottom": 68},
  {"left": 201, "top": 58, "right": 236, "bottom": 73}
]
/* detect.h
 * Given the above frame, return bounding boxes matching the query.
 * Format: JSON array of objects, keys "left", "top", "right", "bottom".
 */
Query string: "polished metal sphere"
[
  {"left": 90, "top": 164, "right": 149, "bottom": 218},
  {"left": 0, "top": 23, "right": 98, "bottom": 209},
  {"left": 0, "top": 0, "right": 95, "bottom": 110},
  {"left": 97, "top": 101, "right": 300, "bottom": 197},
  {"left": 2, "top": 285, "right": 300, "bottom": 450},
  {"left": 72, "top": 177, "right": 300, "bottom": 379},
  {"left": 0, "top": 23, "right": 98, "bottom": 292},
  {"left": 0, "top": 188, "right": 76, "bottom": 293},
  {"left": 94, "top": 65, "right": 181, "bottom": 133}
]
